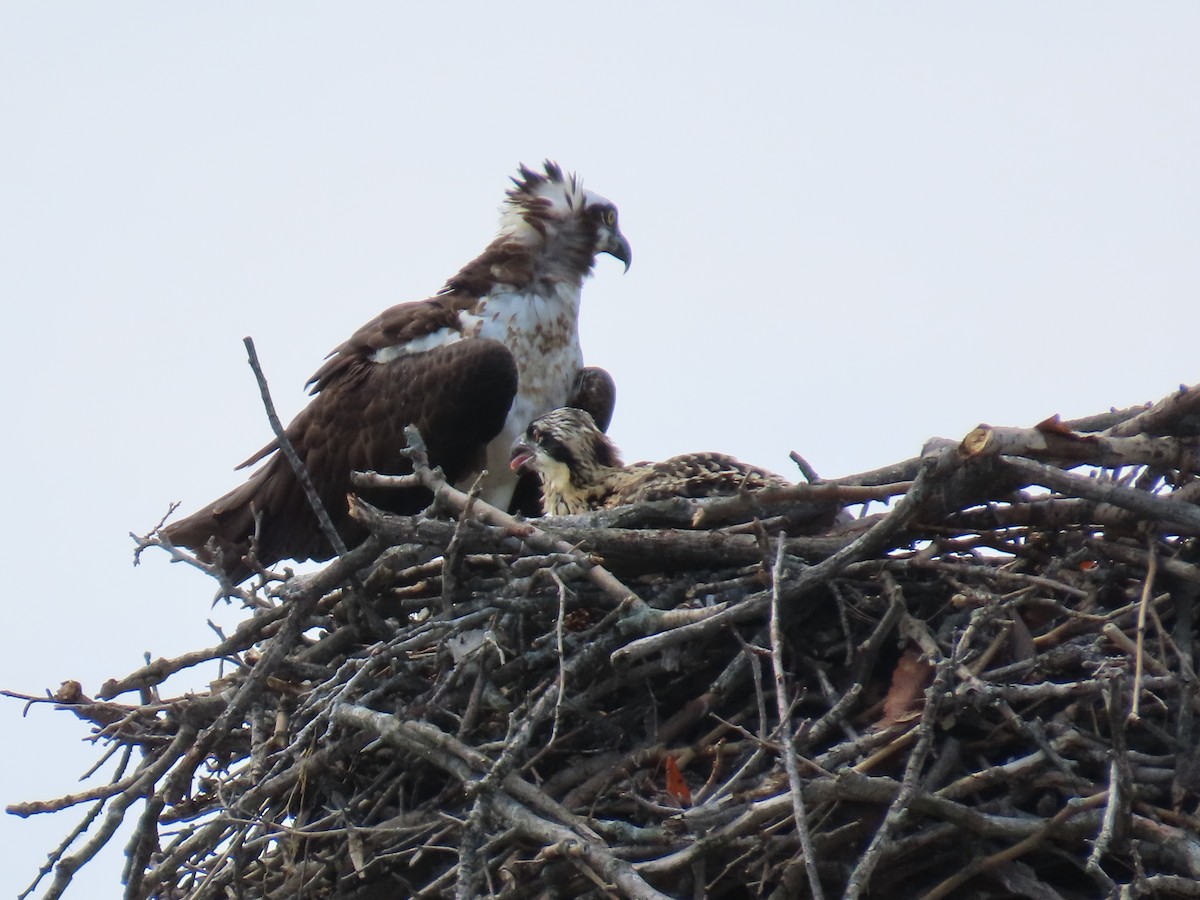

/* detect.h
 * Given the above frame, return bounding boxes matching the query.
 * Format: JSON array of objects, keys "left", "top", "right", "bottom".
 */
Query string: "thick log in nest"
[{"left": 8, "top": 382, "right": 1200, "bottom": 899}]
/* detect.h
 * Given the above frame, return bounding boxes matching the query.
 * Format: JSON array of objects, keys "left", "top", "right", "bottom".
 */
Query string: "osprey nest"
[{"left": 10, "top": 382, "right": 1200, "bottom": 900}]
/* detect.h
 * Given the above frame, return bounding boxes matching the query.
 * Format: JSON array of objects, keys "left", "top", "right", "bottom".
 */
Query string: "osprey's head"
[
  {"left": 501, "top": 161, "right": 632, "bottom": 273},
  {"left": 510, "top": 407, "right": 624, "bottom": 495}
]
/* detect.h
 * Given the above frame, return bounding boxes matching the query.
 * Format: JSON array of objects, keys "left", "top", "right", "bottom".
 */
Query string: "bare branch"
[{"left": 243, "top": 336, "right": 348, "bottom": 558}]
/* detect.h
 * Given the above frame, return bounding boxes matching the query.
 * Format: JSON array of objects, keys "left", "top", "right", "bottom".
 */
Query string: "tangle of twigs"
[{"left": 8, "top": 382, "right": 1200, "bottom": 899}]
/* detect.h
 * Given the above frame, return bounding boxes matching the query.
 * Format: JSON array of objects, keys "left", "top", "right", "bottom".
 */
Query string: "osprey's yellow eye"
[{"left": 604, "top": 209, "right": 616, "bottom": 227}]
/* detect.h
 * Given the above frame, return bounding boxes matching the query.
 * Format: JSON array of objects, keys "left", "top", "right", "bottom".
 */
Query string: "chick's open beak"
[{"left": 510, "top": 437, "right": 534, "bottom": 473}]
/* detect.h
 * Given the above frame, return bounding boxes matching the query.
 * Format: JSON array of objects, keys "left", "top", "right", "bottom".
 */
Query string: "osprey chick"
[
  {"left": 510, "top": 408, "right": 790, "bottom": 516},
  {"left": 164, "top": 163, "right": 630, "bottom": 581}
]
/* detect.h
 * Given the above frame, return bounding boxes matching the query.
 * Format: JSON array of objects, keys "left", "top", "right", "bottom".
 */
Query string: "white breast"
[{"left": 457, "top": 285, "right": 583, "bottom": 509}]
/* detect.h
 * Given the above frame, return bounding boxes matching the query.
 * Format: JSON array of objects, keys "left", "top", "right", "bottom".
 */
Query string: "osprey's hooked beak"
[{"left": 601, "top": 229, "right": 632, "bottom": 273}]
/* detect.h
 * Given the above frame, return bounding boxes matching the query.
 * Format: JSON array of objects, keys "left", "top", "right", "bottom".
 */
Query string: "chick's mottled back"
[{"left": 511, "top": 408, "right": 789, "bottom": 516}]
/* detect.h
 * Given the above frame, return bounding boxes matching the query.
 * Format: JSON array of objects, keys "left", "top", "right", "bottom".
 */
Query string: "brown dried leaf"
[{"left": 879, "top": 649, "right": 933, "bottom": 728}]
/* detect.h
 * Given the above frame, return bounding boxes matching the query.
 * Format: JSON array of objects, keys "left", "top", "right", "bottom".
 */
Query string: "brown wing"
[
  {"left": 235, "top": 294, "right": 478, "bottom": 472},
  {"left": 306, "top": 294, "right": 475, "bottom": 394},
  {"left": 302, "top": 234, "right": 548, "bottom": 398},
  {"left": 163, "top": 339, "right": 518, "bottom": 581},
  {"left": 569, "top": 367, "right": 617, "bottom": 433},
  {"left": 608, "top": 453, "right": 790, "bottom": 506}
]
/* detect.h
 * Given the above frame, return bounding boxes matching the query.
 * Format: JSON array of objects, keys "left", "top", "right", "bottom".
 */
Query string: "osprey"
[
  {"left": 510, "top": 408, "right": 790, "bottom": 516},
  {"left": 164, "top": 162, "right": 630, "bottom": 581}
]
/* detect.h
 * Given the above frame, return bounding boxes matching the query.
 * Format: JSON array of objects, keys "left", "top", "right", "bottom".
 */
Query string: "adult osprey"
[
  {"left": 510, "top": 408, "right": 790, "bottom": 516},
  {"left": 164, "top": 162, "right": 630, "bottom": 581}
]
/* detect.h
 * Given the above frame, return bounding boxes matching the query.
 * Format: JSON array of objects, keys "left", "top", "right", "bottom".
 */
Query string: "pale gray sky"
[{"left": 2, "top": 4, "right": 1198, "bottom": 895}]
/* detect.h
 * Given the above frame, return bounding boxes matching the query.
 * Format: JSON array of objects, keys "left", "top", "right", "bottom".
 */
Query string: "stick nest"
[{"left": 9, "top": 383, "right": 1200, "bottom": 899}]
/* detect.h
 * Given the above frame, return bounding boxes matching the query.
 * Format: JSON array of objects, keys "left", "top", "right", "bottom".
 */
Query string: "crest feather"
[{"left": 505, "top": 160, "right": 587, "bottom": 221}]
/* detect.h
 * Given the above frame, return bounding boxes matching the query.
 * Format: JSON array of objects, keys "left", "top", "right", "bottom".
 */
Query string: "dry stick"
[
  {"left": 456, "top": 638, "right": 586, "bottom": 899},
  {"left": 691, "top": 480, "right": 912, "bottom": 527},
  {"left": 123, "top": 785, "right": 168, "bottom": 896},
  {"left": 789, "top": 450, "right": 822, "bottom": 483},
  {"left": 334, "top": 705, "right": 673, "bottom": 900},
  {"left": 768, "top": 538, "right": 824, "bottom": 900},
  {"left": 845, "top": 601, "right": 954, "bottom": 900},
  {"left": 8, "top": 746, "right": 142, "bottom": 818},
  {"left": 98, "top": 604, "right": 289, "bottom": 699},
  {"left": 361, "top": 426, "right": 699, "bottom": 629},
  {"left": 918, "top": 791, "right": 1110, "bottom": 900},
  {"left": 935, "top": 748, "right": 1053, "bottom": 803},
  {"left": 1169, "top": 572, "right": 1200, "bottom": 809},
  {"left": 458, "top": 614, "right": 600, "bottom": 888},
  {"left": 459, "top": 629, "right": 577, "bottom": 900},
  {"left": 612, "top": 447, "right": 942, "bottom": 669},
  {"left": 417, "top": 831, "right": 517, "bottom": 899},
  {"left": 961, "top": 423, "right": 1200, "bottom": 470},
  {"left": 1059, "top": 404, "right": 1150, "bottom": 434},
  {"left": 134, "top": 502, "right": 263, "bottom": 605},
  {"left": 732, "top": 631, "right": 769, "bottom": 744},
  {"left": 1140, "top": 876, "right": 1200, "bottom": 897},
  {"left": 851, "top": 579, "right": 906, "bottom": 686},
  {"left": 17, "top": 747, "right": 132, "bottom": 900},
  {"left": 1104, "top": 379, "right": 1200, "bottom": 438},
  {"left": 813, "top": 772, "right": 1099, "bottom": 843},
  {"left": 991, "top": 700, "right": 1084, "bottom": 789},
  {"left": 1086, "top": 679, "right": 1125, "bottom": 891},
  {"left": 548, "top": 570, "right": 570, "bottom": 748},
  {"left": 39, "top": 724, "right": 198, "bottom": 900},
  {"left": 456, "top": 797, "right": 488, "bottom": 900},
  {"left": 1132, "top": 539, "right": 1158, "bottom": 720},
  {"left": 148, "top": 731, "right": 358, "bottom": 900},
  {"left": 999, "top": 454, "right": 1200, "bottom": 534},
  {"left": 356, "top": 502, "right": 851, "bottom": 574},
  {"left": 1098, "top": 539, "right": 1200, "bottom": 588},
  {"left": 957, "top": 673, "right": 1183, "bottom": 707},
  {"left": 560, "top": 631, "right": 765, "bottom": 812},
  {"left": 806, "top": 683, "right": 863, "bottom": 749},
  {"left": 442, "top": 474, "right": 483, "bottom": 613},
  {"left": 644, "top": 766, "right": 1093, "bottom": 881},
  {"left": 945, "top": 494, "right": 1147, "bottom": 536},
  {"left": 132, "top": 343, "right": 384, "bottom": 868},
  {"left": 1103, "top": 623, "right": 1169, "bottom": 676},
  {"left": 141, "top": 538, "right": 383, "bottom": 886},
  {"left": 494, "top": 790, "right": 674, "bottom": 900},
  {"left": 242, "top": 336, "right": 347, "bottom": 558},
  {"left": 490, "top": 621, "right": 628, "bottom": 797},
  {"left": 898, "top": 557, "right": 1090, "bottom": 600}
]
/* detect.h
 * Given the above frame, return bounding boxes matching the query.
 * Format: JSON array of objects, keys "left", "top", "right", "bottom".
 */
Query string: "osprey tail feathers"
[{"left": 160, "top": 454, "right": 331, "bottom": 584}]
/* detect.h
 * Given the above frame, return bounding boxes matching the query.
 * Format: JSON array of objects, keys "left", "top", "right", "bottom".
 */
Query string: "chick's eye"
[{"left": 604, "top": 209, "right": 616, "bottom": 226}]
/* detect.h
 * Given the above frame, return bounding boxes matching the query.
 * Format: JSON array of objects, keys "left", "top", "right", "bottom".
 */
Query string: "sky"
[{"left": 2, "top": 3, "right": 1198, "bottom": 896}]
